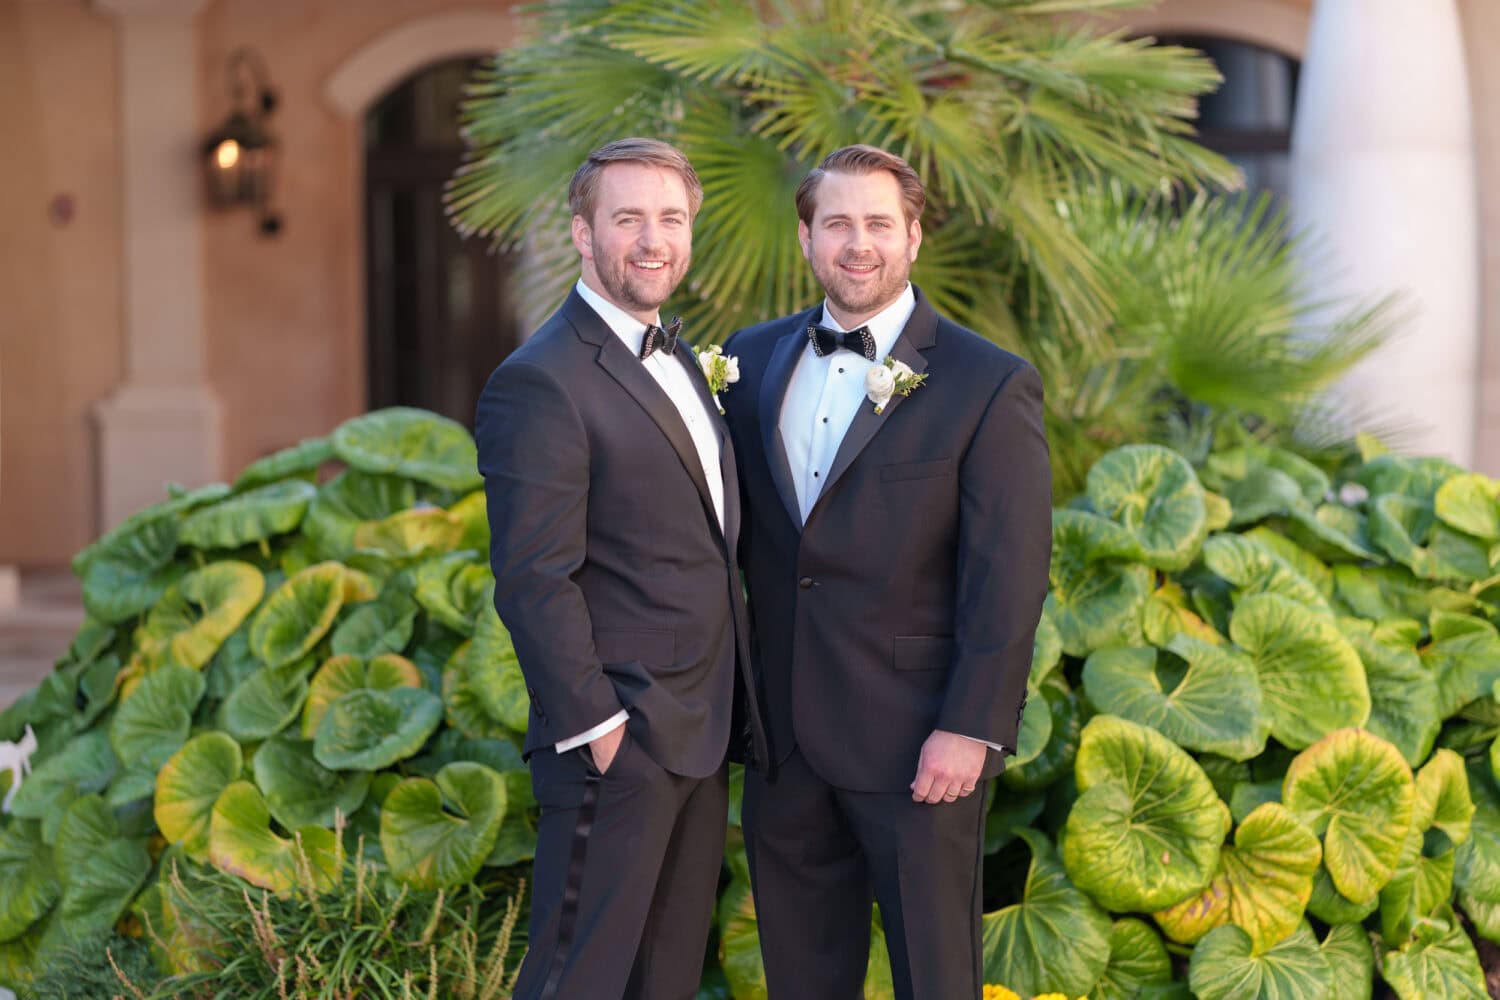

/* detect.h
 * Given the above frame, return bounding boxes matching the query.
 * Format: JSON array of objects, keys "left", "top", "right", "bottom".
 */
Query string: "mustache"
[{"left": 837, "top": 256, "right": 880, "bottom": 267}]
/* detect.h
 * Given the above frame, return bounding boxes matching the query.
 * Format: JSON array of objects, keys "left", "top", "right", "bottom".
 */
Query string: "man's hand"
[
  {"left": 910, "top": 729, "right": 987, "bottom": 804},
  {"left": 589, "top": 723, "right": 627, "bottom": 774}
]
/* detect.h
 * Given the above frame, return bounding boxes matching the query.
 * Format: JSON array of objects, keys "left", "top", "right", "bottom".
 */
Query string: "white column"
[
  {"left": 1290, "top": 0, "right": 1479, "bottom": 463},
  {"left": 92, "top": 0, "right": 222, "bottom": 530}
]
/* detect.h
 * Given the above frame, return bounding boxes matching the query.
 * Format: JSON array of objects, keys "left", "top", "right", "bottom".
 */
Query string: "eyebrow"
[
  {"left": 611, "top": 206, "right": 689, "bottom": 219},
  {"left": 820, "top": 212, "right": 897, "bottom": 223}
]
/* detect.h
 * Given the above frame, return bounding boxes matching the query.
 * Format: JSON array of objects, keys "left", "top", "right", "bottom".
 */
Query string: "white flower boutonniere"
[
  {"left": 865, "top": 356, "right": 927, "bottom": 414},
  {"left": 697, "top": 344, "right": 740, "bottom": 412}
]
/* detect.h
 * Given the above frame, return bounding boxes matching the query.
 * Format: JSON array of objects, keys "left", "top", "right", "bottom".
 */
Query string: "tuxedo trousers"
[
  {"left": 511, "top": 727, "right": 728, "bottom": 1000},
  {"left": 743, "top": 748, "right": 987, "bottom": 1000}
]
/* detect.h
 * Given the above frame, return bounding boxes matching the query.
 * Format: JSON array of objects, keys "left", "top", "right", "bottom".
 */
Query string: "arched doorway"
[{"left": 363, "top": 58, "right": 520, "bottom": 429}]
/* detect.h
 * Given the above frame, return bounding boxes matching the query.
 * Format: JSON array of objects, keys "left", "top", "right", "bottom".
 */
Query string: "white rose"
[
  {"left": 865, "top": 364, "right": 896, "bottom": 401},
  {"left": 697, "top": 349, "right": 716, "bottom": 374},
  {"left": 888, "top": 358, "right": 915, "bottom": 381},
  {"left": 724, "top": 356, "right": 741, "bottom": 383}
]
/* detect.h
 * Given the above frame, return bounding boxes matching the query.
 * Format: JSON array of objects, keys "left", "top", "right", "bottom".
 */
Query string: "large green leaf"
[
  {"left": 1434, "top": 472, "right": 1500, "bottom": 540},
  {"left": 1420, "top": 612, "right": 1500, "bottom": 719},
  {"left": 0, "top": 821, "right": 58, "bottom": 943},
  {"left": 1318, "top": 923, "right": 1373, "bottom": 1000},
  {"left": 1228, "top": 594, "right": 1369, "bottom": 749},
  {"left": 1001, "top": 684, "right": 1081, "bottom": 792},
  {"left": 981, "top": 829, "right": 1112, "bottom": 998},
  {"left": 49, "top": 796, "right": 150, "bottom": 945},
  {"left": 178, "top": 480, "right": 318, "bottom": 550},
  {"left": 313, "top": 687, "right": 444, "bottom": 771},
  {"left": 1202, "top": 534, "right": 1328, "bottom": 612},
  {"left": 1091, "top": 917, "right": 1173, "bottom": 1000},
  {"left": 462, "top": 606, "right": 530, "bottom": 733},
  {"left": 331, "top": 407, "right": 482, "bottom": 492},
  {"left": 485, "top": 770, "right": 537, "bottom": 868},
  {"left": 1045, "top": 511, "right": 1151, "bottom": 658},
  {"left": 1062, "top": 715, "right": 1231, "bottom": 913},
  {"left": 353, "top": 508, "right": 466, "bottom": 561},
  {"left": 1203, "top": 446, "right": 1329, "bottom": 508},
  {"left": 301, "top": 653, "right": 423, "bottom": 739},
  {"left": 8, "top": 730, "right": 118, "bottom": 839},
  {"left": 414, "top": 553, "right": 493, "bottom": 635},
  {"left": 208, "top": 781, "right": 338, "bottom": 895},
  {"left": 77, "top": 513, "right": 184, "bottom": 625},
  {"left": 1379, "top": 750, "right": 1473, "bottom": 942},
  {"left": 1081, "top": 636, "right": 1265, "bottom": 760},
  {"left": 330, "top": 574, "right": 420, "bottom": 658},
  {"left": 1187, "top": 923, "right": 1331, "bottom": 1000},
  {"left": 1305, "top": 866, "right": 1379, "bottom": 926},
  {"left": 449, "top": 490, "right": 490, "bottom": 554},
  {"left": 221, "top": 659, "right": 313, "bottom": 742},
  {"left": 1380, "top": 907, "right": 1487, "bottom": 1000},
  {"left": 1369, "top": 494, "right": 1490, "bottom": 582},
  {"left": 108, "top": 663, "right": 205, "bottom": 773},
  {"left": 1278, "top": 504, "right": 1381, "bottom": 563},
  {"left": 1333, "top": 564, "right": 1480, "bottom": 622},
  {"left": 1282, "top": 729, "right": 1413, "bottom": 905},
  {"left": 252, "top": 734, "right": 371, "bottom": 831},
  {"left": 154, "top": 732, "right": 243, "bottom": 863},
  {"left": 249, "top": 562, "right": 350, "bottom": 667},
  {"left": 131, "top": 562, "right": 265, "bottom": 672},
  {"left": 1154, "top": 803, "right": 1320, "bottom": 955},
  {"left": 231, "top": 436, "right": 333, "bottom": 491},
  {"left": 1457, "top": 759, "right": 1500, "bottom": 905},
  {"left": 1339, "top": 626, "right": 1441, "bottom": 768},
  {"left": 1086, "top": 444, "right": 1207, "bottom": 571},
  {"left": 380, "top": 762, "right": 505, "bottom": 889},
  {"left": 303, "top": 469, "right": 418, "bottom": 560},
  {"left": 1355, "top": 454, "right": 1464, "bottom": 504}
]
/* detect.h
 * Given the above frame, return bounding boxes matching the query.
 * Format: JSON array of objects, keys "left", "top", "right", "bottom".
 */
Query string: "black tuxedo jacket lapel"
[
  {"left": 757, "top": 306, "right": 820, "bottom": 532},
  {"left": 807, "top": 292, "right": 938, "bottom": 524},
  {"left": 565, "top": 292, "right": 727, "bottom": 552}
]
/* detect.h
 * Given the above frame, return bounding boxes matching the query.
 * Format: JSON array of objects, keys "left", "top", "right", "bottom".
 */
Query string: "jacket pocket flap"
[
  {"left": 893, "top": 635, "right": 955, "bottom": 671},
  {"left": 594, "top": 627, "right": 675, "bottom": 667},
  {"left": 880, "top": 458, "right": 953, "bottom": 483}
]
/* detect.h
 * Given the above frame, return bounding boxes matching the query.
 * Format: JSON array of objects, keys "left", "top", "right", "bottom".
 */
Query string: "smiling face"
[
  {"left": 572, "top": 162, "right": 693, "bottom": 325},
  {"left": 798, "top": 169, "right": 921, "bottom": 329}
]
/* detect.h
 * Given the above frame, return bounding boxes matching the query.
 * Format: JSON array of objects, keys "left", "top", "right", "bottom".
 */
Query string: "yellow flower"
[{"left": 982, "top": 988, "right": 1021, "bottom": 1000}]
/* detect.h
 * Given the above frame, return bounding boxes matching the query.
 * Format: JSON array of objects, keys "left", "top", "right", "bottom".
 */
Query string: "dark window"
[
  {"left": 1157, "top": 36, "right": 1301, "bottom": 202},
  {"left": 365, "top": 58, "right": 520, "bottom": 429}
]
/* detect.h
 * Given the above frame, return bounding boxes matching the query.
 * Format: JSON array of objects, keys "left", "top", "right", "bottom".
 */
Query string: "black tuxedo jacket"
[
  {"left": 475, "top": 289, "right": 767, "bottom": 778},
  {"left": 722, "top": 287, "right": 1051, "bottom": 793}
]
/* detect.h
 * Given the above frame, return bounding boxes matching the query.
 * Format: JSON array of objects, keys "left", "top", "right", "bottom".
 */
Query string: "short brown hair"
[
  {"left": 795, "top": 145, "right": 926, "bottom": 226},
  {"left": 568, "top": 137, "right": 704, "bottom": 224}
]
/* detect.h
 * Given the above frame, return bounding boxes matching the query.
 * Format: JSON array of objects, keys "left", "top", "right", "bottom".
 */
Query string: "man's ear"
[
  {"left": 797, "top": 220, "right": 811, "bottom": 262},
  {"left": 571, "top": 214, "right": 594, "bottom": 260},
  {"left": 907, "top": 218, "right": 922, "bottom": 262}
]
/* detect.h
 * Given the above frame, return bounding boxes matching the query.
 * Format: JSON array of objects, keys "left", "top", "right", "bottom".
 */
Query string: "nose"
[{"left": 637, "top": 219, "right": 666, "bottom": 252}]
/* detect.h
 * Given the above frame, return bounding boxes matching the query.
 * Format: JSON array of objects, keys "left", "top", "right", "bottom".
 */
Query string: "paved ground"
[{"left": 0, "top": 568, "right": 84, "bottom": 711}]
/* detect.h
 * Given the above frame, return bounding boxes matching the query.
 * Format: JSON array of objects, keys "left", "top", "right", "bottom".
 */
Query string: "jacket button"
[{"left": 799, "top": 576, "right": 814, "bottom": 589}]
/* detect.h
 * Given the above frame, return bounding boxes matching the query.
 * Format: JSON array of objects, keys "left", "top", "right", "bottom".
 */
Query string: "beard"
[
  {"left": 592, "top": 242, "right": 690, "bottom": 315},
  {"left": 810, "top": 251, "right": 912, "bottom": 320}
]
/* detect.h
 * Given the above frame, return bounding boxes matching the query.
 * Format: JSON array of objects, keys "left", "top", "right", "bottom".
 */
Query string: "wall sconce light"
[{"left": 203, "top": 47, "right": 282, "bottom": 235}]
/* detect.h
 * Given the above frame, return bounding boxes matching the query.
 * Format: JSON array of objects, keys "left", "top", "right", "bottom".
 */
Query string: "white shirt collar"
[
  {"left": 816, "top": 283, "right": 916, "bottom": 361},
  {"left": 575, "top": 278, "right": 659, "bottom": 357}
]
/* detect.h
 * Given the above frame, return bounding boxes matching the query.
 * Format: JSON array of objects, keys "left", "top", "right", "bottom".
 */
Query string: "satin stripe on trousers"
[{"left": 512, "top": 729, "right": 729, "bottom": 1000}]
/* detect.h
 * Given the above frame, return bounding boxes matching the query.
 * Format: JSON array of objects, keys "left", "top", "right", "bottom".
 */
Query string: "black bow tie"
[
  {"left": 639, "top": 317, "right": 683, "bottom": 360},
  {"left": 807, "top": 324, "right": 876, "bottom": 361}
]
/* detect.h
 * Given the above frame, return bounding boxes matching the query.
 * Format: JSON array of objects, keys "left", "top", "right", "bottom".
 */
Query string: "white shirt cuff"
[
  {"left": 956, "top": 732, "right": 1007, "bottom": 754},
  {"left": 555, "top": 710, "right": 629, "bottom": 753}
]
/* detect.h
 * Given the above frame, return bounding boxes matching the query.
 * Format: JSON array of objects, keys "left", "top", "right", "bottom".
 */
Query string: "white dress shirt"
[
  {"left": 557, "top": 279, "right": 726, "bottom": 753},
  {"left": 778, "top": 284, "right": 1002, "bottom": 754},
  {"left": 779, "top": 285, "right": 915, "bottom": 522}
]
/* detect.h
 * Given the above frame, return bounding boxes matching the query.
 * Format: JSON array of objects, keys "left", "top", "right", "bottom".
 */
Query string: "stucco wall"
[
  {"left": 0, "top": 1, "right": 124, "bottom": 565},
  {"left": 198, "top": 0, "right": 520, "bottom": 478}
]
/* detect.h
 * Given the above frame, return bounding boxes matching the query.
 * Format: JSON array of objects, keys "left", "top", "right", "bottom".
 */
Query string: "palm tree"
[
  {"left": 447, "top": 0, "right": 1237, "bottom": 344},
  {"left": 448, "top": 0, "right": 1391, "bottom": 497}
]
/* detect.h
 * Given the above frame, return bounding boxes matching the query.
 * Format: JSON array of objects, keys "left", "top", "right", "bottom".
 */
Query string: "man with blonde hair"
[
  {"left": 721, "top": 145, "right": 1052, "bottom": 999},
  {"left": 477, "top": 137, "right": 765, "bottom": 999}
]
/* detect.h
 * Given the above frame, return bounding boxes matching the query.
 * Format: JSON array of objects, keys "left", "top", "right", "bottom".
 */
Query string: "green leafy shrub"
[{"left": 3, "top": 412, "right": 1499, "bottom": 998}]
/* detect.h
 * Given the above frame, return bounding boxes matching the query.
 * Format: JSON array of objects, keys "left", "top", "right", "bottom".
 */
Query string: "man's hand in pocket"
[{"left": 589, "top": 722, "right": 626, "bottom": 773}]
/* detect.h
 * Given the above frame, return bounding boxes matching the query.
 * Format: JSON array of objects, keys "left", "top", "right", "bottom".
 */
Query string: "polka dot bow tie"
[
  {"left": 807, "top": 324, "right": 876, "bottom": 361},
  {"left": 639, "top": 317, "right": 684, "bottom": 360}
]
